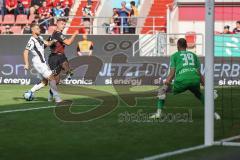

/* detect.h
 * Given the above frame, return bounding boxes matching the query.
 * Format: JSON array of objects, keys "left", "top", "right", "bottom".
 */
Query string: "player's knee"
[
  {"left": 157, "top": 85, "right": 168, "bottom": 99},
  {"left": 158, "top": 94, "right": 166, "bottom": 100},
  {"left": 48, "top": 75, "right": 54, "bottom": 81},
  {"left": 42, "top": 79, "right": 48, "bottom": 86},
  {"left": 157, "top": 91, "right": 166, "bottom": 100}
]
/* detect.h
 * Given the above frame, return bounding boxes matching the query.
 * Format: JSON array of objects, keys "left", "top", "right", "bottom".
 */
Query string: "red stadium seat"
[
  {"left": 16, "top": 15, "right": 28, "bottom": 25},
  {"left": 28, "top": 14, "right": 35, "bottom": 24},
  {"left": 0, "top": 15, "right": 2, "bottom": 24},
  {"left": 47, "top": 26, "right": 56, "bottom": 34},
  {"left": 11, "top": 26, "right": 22, "bottom": 34},
  {"left": 2, "top": 15, "right": 15, "bottom": 25},
  {"left": 0, "top": 26, "right": 5, "bottom": 33},
  {"left": 185, "top": 32, "right": 196, "bottom": 49}
]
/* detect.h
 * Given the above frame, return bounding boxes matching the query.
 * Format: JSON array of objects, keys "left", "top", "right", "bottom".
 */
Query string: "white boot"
[
  {"left": 55, "top": 95, "right": 63, "bottom": 103},
  {"left": 150, "top": 109, "right": 162, "bottom": 119},
  {"left": 214, "top": 112, "right": 221, "bottom": 120}
]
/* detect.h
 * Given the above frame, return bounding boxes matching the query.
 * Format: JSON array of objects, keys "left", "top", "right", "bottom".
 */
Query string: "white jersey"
[
  {"left": 25, "top": 36, "right": 46, "bottom": 64},
  {"left": 25, "top": 36, "right": 52, "bottom": 79}
]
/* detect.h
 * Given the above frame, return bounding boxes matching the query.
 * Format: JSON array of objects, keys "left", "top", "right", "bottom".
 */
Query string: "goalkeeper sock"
[
  {"left": 30, "top": 82, "right": 45, "bottom": 92},
  {"left": 157, "top": 99, "right": 165, "bottom": 109},
  {"left": 156, "top": 99, "right": 164, "bottom": 115}
]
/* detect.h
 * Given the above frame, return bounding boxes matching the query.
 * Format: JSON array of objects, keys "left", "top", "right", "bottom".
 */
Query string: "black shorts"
[{"left": 48, "top": 53, "right": 68, "bottom": 75}]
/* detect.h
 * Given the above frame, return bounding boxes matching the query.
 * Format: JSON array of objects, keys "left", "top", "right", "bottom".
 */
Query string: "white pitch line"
[
  {"left": 0, "top": 104, "right": 239, "bottom": 115},
  {"left": 142, "top": 145, "right": 209, "bottom": 160},
  {"left": 0, "top": 104, "right": 101, "bottom": 114},
  {"left": 0, "top": 105, "right": 56, "bottom": 114}
]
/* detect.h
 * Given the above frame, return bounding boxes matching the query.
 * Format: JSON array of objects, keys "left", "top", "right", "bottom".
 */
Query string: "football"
[{"left": 23, "top": 91, "right": 34, "bottom": 101}]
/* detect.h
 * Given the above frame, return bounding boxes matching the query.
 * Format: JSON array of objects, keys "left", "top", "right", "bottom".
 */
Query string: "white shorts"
[{"left": 33, "top": 62, "right": 52, "bottom": 80}]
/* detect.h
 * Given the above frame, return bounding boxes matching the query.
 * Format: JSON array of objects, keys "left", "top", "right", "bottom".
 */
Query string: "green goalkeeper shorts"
[{"left": 172, "top": 79, "right": 201, "bottom": 96}]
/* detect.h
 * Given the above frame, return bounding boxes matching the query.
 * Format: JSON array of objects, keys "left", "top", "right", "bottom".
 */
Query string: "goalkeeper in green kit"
[{"left": 150, "top": 38, "right": 220, "bottom": 119}]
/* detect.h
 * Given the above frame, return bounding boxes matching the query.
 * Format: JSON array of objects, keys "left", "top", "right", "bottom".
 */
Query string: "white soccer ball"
[{"left": 23, "top": 91, "right": 34, "bottom": 101}]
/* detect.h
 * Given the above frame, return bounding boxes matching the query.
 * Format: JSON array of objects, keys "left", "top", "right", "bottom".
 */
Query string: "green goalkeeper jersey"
[{"left": 170, "top": 50, "right": 201, "bottom": 82}]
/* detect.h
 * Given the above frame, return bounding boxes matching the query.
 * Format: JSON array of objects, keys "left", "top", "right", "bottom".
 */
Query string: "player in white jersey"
[{"left": 23, "top": 23, "right": 62, "bottom": 103}]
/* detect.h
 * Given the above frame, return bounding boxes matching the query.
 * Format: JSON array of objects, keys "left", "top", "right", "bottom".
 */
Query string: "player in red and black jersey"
[
  {"left": 48, "top": 18, "right": 78, "bottom": 101},
  {"left": 48, "top": 18, "right": 78, "bottom": 79}
]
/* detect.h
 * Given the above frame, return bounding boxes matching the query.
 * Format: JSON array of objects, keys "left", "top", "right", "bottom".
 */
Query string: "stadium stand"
[
  {"left": 168, "top": 0, "right": 240, "bottom": 35},
  {"left": 28, "top": 14, "right": 35, "bottom": 23},
  {"left": 2, "top": 14, "right": 15, "bottom": 25},
  {"left": 141, "top": 0, "right": 173, "bottom": 34},
  {"left": 0, "top": 0, "right": 74, "bottom": 34},
  {"left": 4, "top": 0, "right": 236, "bottom": 35},
  {"left": 0, "top": 25, "right": 4, "bottom": 33},
  {"left": 67, "top": 0, "right": 100, "bottom": 34},
  {"left": 185, "top": 31, "right": 196, "bottom": 49},
  {"left": 0, "top": 0, "right": 174, "bottom": 35},
  {"left": 15, "top": 14, "right": 28, "bottom": 25},
  {"left": 11, "top": 25, "right": 22, "bottom": 34}
]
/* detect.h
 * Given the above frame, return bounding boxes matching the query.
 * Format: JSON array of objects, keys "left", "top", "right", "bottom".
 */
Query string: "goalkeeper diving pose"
[
  {"left": 23, "top": 23, "right": 62, "bottom": 103},
  {"left": 150, "top": 38, "right": 220, "bottom": 119}
]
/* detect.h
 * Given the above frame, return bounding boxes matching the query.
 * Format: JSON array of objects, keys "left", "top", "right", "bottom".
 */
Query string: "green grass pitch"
[{"left": 0, "top": 85, "right": 240, "bottom": 160}]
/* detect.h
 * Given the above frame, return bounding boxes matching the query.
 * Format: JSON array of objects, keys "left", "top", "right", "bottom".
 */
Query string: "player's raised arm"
[
  {"left": 63, "top": 30, "right": 78, "bottom": 46},
  {"left": 23, "top": 49, "right": 30, "bottom": 70}
]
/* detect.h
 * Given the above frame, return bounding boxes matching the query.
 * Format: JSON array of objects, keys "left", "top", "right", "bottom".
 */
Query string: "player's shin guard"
[{"left": 30, "top": 82, "right": 45, "bottom": 92}]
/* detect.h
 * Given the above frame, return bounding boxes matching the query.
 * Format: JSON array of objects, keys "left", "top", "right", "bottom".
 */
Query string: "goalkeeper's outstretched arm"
[{"left": 165, "top": 68, "right": 175, "bottom": 85}]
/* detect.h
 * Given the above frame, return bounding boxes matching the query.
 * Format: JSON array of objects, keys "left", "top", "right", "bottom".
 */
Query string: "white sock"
[
  {"left": 157, "top": 109, "right": 162, "bottom": 115},
  {"left": 30, "top": 82, "right": 45, "bottom": 92}
]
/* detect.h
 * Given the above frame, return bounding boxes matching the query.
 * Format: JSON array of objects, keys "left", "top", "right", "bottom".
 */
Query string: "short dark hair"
[
  {"left": 237, "top": 21, "right": 240, "bottom": 24},
  {"left": 30, "top": 23, "right": 39, "bottom": 29},
  {"left": 177, "top": 38, "right": 187, "bottom": 49},
  {"left": 88, "top": 1, "right": 93, "bottom": 5},
  {"left": 224, "top": 25, "right": 230, "bottom": 29},
  {"left": 57, "top": 18, "right": 67, "bottom": 23},
  {"left": 130, "top": 1, "right": 136, "bottom": 6},
  {"left": 34, "top": 15, "right": 40, "bottom": 19}
]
